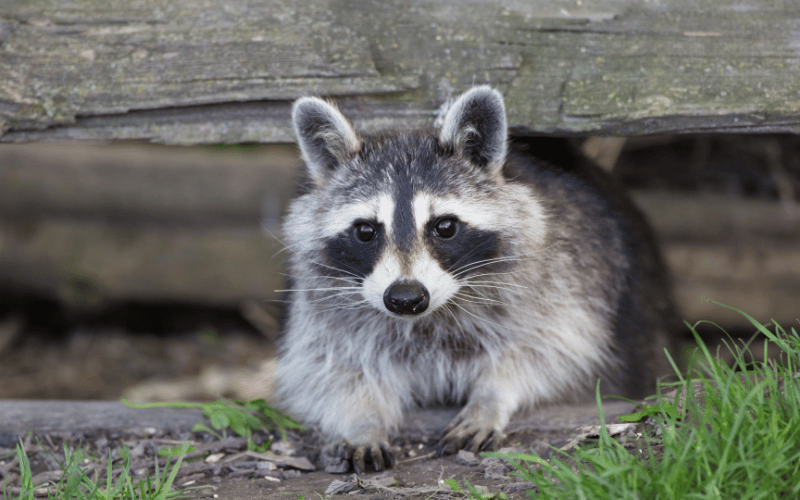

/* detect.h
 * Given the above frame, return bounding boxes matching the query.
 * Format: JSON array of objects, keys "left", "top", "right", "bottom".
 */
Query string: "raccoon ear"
[
  {"left": 437, "top": 86, "right": 508, "bottom": 172},
  {"left": 292, "top": 97, "right": 361, "bottom": 185}
]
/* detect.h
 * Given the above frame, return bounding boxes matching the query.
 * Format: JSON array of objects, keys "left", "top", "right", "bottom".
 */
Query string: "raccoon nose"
[{"left": 383, "top": 281, "right": 430, "bottom": 315}]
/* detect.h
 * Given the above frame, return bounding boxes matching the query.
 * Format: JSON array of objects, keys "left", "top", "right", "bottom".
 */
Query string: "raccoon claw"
[
  {"left": 352, "top": 442, "right": 394, "bottom": 474},
  {"left": 437, "top": 419, "right": 501, "bottom": 456},
  {"left": 322, "top": 440, "right": 394, "bottom": 474}
]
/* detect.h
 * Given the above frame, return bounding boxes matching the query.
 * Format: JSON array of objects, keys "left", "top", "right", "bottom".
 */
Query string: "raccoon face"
[{"left": 291, "top": 87, "right": 511, "bottom": 319}]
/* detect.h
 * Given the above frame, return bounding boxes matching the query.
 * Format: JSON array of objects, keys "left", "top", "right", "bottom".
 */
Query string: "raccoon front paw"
[
  {"left": 436, "top": 412, "right": 503, "bottom": 456},
  {"left": 321, "top": 439, "right": 395, "bottom": 474}
]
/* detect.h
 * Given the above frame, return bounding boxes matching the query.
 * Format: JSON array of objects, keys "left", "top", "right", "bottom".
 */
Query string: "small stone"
[
  {"left": 481, "top": 457, "right": 508, "bottom": 480},
  {"left": 362, "top": 472, "right": 396, "bottom": 487},
  {"left": 322, "top": 453, "right": 351, "bottom": 474},
  {"left": 324, "top": 479, "right": 359, "bottom": 496},
  {"left": 456, "top": 450, "right": 480, "bottom": 466},
  {"left": 472, "top": 485, "right": 491, "bottom": 496},
  {"left": 280, "top": 469, "right": 302, "bottom": 480}
]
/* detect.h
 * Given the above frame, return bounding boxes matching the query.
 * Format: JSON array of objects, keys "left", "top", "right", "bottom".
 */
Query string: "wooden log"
[
  {"left": 0, "top": 218, "right": 284, "bottom": 308},
  {"left": 0, "top": 143, "right": 297, "bottom": 226},
  {"left": 666, "top": 243, "right": 800, "bottom": 328},
  {"left": 634, "top": 191, "right": 800, "bottom": 327},
  {"left": 2, "top": 0, "right": 800, "bottom": 144}
]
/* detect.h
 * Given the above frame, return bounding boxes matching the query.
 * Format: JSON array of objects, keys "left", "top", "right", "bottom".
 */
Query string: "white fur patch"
[
  {"left": 362, "top": 252, "right": 403, "bottom": 312},
  {"left": 410, "top": 248, "right": 460, "bottom": 312},
  {"left": 322, "top": 193, "right": 395, "bottom": 238},
  {"left": 376, "top": 193, "right": 395, "bottom": 237},
  {"left": 412, "top": 192, "right": 500, "bottom": 232},
  {"left": 411, "top": 193, "right": 431, "bottom": 234}
]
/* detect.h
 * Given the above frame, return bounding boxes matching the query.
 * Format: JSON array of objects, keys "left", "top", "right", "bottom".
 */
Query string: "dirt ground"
[
  {"left": 0, "top": 399, "right": 639, "bottom": 499},
  {"left": 0, "top": 300, "right": 275, "bottom": 401}
]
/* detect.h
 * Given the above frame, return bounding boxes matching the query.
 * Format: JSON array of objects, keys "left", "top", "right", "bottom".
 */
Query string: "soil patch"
[{"left": 0, "top": 400, "right": 636, "bottom": 499}]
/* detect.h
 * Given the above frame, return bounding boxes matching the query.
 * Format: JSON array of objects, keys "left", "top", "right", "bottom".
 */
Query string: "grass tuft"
[
  {"left": 482, "top": 305, "right": 800, "bottom": 499},
  {"left": 5, "top": 441, "right": 194, "bottom": 500},
  {"left": 122, "top": 398, "right": 304, "bottom": 451}
]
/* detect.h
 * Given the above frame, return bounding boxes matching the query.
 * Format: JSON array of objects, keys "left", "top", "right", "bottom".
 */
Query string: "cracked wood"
[{"left": 1, "top": 0, "right": 800, "bottom": 143}]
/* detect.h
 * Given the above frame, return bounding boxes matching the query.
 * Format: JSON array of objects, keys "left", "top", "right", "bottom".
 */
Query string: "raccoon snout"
[{"left": 383, "top": 281, "right": 430, "bottom": 315}]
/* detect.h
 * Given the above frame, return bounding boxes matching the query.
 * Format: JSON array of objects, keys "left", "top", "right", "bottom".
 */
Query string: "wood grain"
[{"left": 2, "top": 0, "right": 799, "bottom": 143}]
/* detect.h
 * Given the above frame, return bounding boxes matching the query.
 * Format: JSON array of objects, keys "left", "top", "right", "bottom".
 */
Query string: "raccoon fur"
[{"left": 276, "top": 86, "right": 678, "bottom": 473}]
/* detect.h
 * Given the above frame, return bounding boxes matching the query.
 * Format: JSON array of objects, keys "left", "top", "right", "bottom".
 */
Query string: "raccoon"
[{"left": 276, "top": 86, "right": 677, "bottom": 473}]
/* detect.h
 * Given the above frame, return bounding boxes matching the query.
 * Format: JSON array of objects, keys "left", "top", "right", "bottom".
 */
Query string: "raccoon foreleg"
[
  {"left": 436, "top": 369, "right": 523, "bottom": 455},
  {"left": 310, "top": 369, "right": 403, "bottom": 473},
  {"left": 436, "top": 393, "right": 508, "bottom": 455}
]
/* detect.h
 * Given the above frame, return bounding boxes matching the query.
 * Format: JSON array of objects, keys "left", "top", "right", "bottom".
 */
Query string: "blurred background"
[
  {"left": 1, "top": 135, "right": 798, "bottom": 401},
  {"left": 2, "top": 0, "right": 799, "bottom": 402}
]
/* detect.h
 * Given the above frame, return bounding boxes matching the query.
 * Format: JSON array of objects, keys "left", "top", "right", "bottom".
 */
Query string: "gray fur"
[
  {"left": 292, "top": 97, "right": 361, "bottom": 187},
  {"left": 277, "top": 86, "right": 677, "bottom": 472}
]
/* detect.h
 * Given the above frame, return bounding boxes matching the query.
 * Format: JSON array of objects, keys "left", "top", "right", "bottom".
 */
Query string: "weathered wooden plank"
[
  {"left": 1, "top": 143, "right": 798, "bottom": 326},
  {"left": 666, "top": 242, "right": 800, "bottom": 327},
  {"left": 0, "top": 218, "right": 284, "bottom": 307},
  {"left": 0, "top": 143, "right": 297, "bottom": 225},
  {"left": 1, "top": 0, "right": 800, "bottom": 143}
]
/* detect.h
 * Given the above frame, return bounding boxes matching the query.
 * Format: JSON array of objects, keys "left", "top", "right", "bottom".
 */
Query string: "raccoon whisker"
[
  {"left": 451, "top": 244, "right": 560, "bottom": 277},
  {"left": 305, "top": 291, "right": 364, "bottom": 305},
  {"left": 455, "top": 292, "right": 531, "bottom": 314},
  {"left": 455, "top": 287, "right": 532, "bottom": 309},
  {"left": 463, "top": 283, "right": 527, "bottom": 294},
  {"left": 260, "top": 224, "right": 293, "bottom": 261},
  {"left": 275, "top": 286, "right": 362, "bottom": 293},
  {"left": 320, "top": 300, "right": 369, "bottom": 311},
  {"left": 310, "top": 260, "right": 365, "bottom": 280},
  {"left": 449, "top": 302, "right": 510, "bottom": 331},
  {"left": 464, "top": 284, "right": 525, "bottom": 296},
  {"left": 302, "top": 287, "right": 363, "bottom": 300},
  {"left": 464, "top": 286, "right": 525, "bottom": 298},
  {"left": 276, "top": 272, "right": 361, "bottom": 289},
  {"left": 440, "top": 304, "right": 467, "bottom": 338},
  {"left": 281, "top": 254, "right": 364, "bottom": 281},
  {"left": 464, "top": 269, "right": 525, "bottom": 279},
  {"left": 452, "top": 293, "right": 505, "bottom": 306},
  {"left": 269, "top": 246, "right": 291, "bottom": 261},
  {"left": 454, "top": 253, "right": 529, "bottom": 269},
  {"left": 460, "top": 270, "right": 529, "bottom": 284},
  {"left": 464, "top": 279, "right": 528, "bottom": 289},
  {"left": 457, "top": 295, "right": 533, "bottom": 316},
  {"left": 446, "top": 240, "right": 510, "bottom": 276},
  {"left": 307, "top": 300, "right": 372, "bottom": 317},
  {"left": 262, "top": 298, "right": 293, "bottom": 305},
  {"left": 455, "top": 290, "right": 501, "bottom": 300},
  {"left": 450, "top": 255, "right": 528, "bottom": 277}
]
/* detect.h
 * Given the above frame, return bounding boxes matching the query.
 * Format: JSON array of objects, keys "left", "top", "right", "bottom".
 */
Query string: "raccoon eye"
[
  {"left": 433, "top": 217, "right": 458, "bottom": 239},
  {"left": 355, "top": 222, "right": 376, "bottom": 242}
]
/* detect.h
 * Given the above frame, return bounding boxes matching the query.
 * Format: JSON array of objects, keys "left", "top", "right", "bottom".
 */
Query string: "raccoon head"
[{"left": 291, "top": 87, "right": 521, "bottom": 320}]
